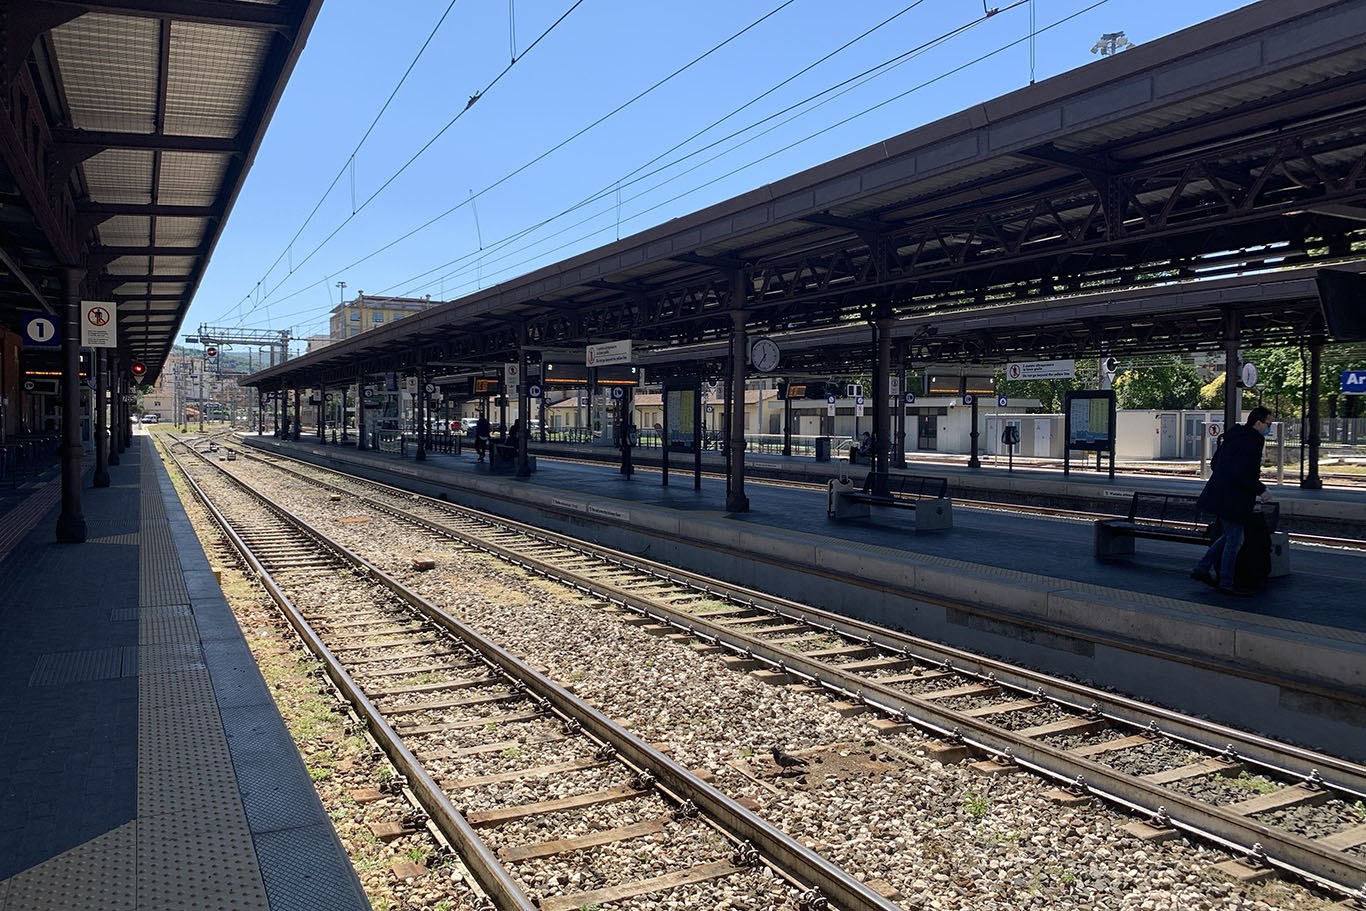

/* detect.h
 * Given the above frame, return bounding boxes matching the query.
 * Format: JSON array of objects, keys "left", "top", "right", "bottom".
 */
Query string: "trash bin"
[{"left": 814, "top": 437, "right": 830, "bottom": 462}]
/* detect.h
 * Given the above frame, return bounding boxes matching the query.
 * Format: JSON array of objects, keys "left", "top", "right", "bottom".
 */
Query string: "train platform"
[
  {"left": 239, "top": 431, "right": 1366, "bottom": 762},
  {"left": 0, "top": 437, "right": 368, "bottom": 911},
  {"left": 535, "top": 440, "right": 1366, "bottom": 534}
]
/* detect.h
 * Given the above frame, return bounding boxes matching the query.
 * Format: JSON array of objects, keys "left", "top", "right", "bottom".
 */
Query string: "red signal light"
[
  {"left": 205, "top": 346, "right": 218, "bottom": 358},
  {"left": 131, "top": 362, "right": 147, "bottom": 378}
]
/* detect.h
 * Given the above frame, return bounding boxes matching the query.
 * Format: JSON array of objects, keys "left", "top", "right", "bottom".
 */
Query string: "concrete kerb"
[{"left": 238, "top": 434, "right": 1365, "bottom": 697}]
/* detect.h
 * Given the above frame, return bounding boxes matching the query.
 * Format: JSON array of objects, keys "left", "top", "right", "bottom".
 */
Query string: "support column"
[
  {"left": 872, "top": 314, "right": 893, "bottom": 496},
  {"left": 968, "top": 395, "right": 981, "bottom": 469},
  {"left": 108, "top": 359, "right": 122, "bottom": 464},
  {"left": 1222, "top": 309, "right": 1241, "bottom": 432},
  {"left": 317, "top": 383, "right": 326, "bottom": 442},
  {"left": 517, "top": 335, "right": 531, "bottom": 476},
  {"left": 356, "top": 372, "right": 367, "bottom": 450},
  {"left": 93, "top": 348, "right": 110, "bottom": 487},
  {"left": 257, "top": 389, "right": 264, "bottom": 435},
  {"left": 56, "top": 267, "right": 86, "bottom": 542},
  {"left": 415, "top": 367, "right": 427, "bottom": 461},
  {"left": 341, "top": 383, "right": 350, "bottom": 443},
  {"left": 292, "top": 387, "right": 301, "bottom": 440},
  {"left": 1303, "top": 339, "right": 1323, "bottom": 490},
  {"left": 725, "top": 298, "right": 749, "bottom": 513},
  {"left": 894, "top": 344, "right": 908, "bottom": 469}
]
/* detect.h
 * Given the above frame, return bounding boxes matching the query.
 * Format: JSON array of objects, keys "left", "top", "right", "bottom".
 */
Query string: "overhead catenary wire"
[
  {"left": 228, "top": 0, "right": 798, "bottom": 328},
  {"left": 260, "top": 0, "right": 1086, "bottom": 335},
  {"left": 238, "top": 0, "right": 1018, "bottom": 327}
]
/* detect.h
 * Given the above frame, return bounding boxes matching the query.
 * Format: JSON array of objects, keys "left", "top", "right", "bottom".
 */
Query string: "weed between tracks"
[{"left": 163, "top": 448, "right": 475, "bottom": 911}]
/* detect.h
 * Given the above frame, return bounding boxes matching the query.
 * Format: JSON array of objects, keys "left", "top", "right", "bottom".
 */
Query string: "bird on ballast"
[{"left": 771, "top": 746, "right": 808, "bottom": 770}]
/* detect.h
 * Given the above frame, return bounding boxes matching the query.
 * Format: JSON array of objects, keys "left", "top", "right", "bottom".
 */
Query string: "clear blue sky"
[{"left": 191, "top": 0, "right": 1254, "bottom": 354}]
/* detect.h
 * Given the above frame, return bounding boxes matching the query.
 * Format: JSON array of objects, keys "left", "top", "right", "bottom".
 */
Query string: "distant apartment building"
[{"left": 328, "top": 292, "right": 436, "bottom": 340}]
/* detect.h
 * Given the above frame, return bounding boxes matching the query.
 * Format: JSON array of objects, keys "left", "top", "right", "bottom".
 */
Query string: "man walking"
[
  {"left": 1191, "top": 406, "right": 1275, "bottom": 596},
  {"left": 474, "top": 414, "right": 491, "bottom": 462}
]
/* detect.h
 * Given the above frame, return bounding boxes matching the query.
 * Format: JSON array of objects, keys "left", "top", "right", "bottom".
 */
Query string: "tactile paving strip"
[
  {"left": 139, "top": 464, "right": 189, "bottom": 608},
  {"left": 0, "top": 822, "right": 137, "bottom": 911},
  {"left": 253, "top": 825, "right": 371, "bottom": 911}
]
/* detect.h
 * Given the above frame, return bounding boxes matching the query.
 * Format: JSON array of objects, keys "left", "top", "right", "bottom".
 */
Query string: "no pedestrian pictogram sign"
[{"left": 81, "top": 300, "right": 117, "bottom": 348}]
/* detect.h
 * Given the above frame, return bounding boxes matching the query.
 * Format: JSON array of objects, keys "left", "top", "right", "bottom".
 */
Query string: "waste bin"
[{"left": 814, "top": 437, "right": 830, "bottom": 462}]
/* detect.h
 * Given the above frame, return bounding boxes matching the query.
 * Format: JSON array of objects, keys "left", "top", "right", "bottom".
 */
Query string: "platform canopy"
[
  {"left": 245, "top": 0, "right": 1366, "bottom": 391},
  {"left": 0, "top": 0, "right": 324, "bottom": 384}
]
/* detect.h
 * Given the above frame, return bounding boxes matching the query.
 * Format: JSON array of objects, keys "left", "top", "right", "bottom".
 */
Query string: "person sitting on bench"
[{"left": 1190, "top": 406, "right": 1274, "bottom": 596}]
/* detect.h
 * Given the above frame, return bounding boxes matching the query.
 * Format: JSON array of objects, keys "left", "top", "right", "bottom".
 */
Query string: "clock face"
[{"left": 752, "top": 337, "right": 780, "bottom": 372}]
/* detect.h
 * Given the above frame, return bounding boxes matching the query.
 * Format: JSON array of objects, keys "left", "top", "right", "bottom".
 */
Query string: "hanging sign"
[
  {"left": 81, "top": 301, "right": 117, "bottom": 348},
  {"left": 586, "top": 339, "right": 632, "bottom": 367},
  {"left": 23, "top": 314, "right": 60, "bottom": 348},
  {"left": 1006, "top": 359, "right": 1074, "bottom": 381},
  {"left": 854, "top": 395, "right": 865, "bottom": 418}
]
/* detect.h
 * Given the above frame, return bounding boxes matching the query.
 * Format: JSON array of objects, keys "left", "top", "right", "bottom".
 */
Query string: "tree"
[
  {"left": 1113, "top": 356, "right": 1200, "bottom": 409},
  {"left": 1198, "top": 374, "right": 1225, "bottom": 410}
]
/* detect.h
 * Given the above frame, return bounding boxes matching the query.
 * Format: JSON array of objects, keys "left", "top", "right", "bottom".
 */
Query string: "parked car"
[
  {"left": 460, "top": 417, "right": 481, "bottom": 434},
  {"left": 141, "top": 414, "right": 159, "bottom": 424}
]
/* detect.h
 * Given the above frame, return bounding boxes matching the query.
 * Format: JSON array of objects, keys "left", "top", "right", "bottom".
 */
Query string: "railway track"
[
  {"left": 203, "top": 436, "right": 1366, "bottom": 901},
  {"left": 163, "top": 435, "right": 900, "bottom": 911}
]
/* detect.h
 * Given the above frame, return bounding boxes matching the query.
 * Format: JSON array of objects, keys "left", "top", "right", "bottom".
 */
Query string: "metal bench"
[
  {"left": 1094, "top": 491, "right": 1290, "bottom": 576},
  {"left": 827, "top": 473, "right": 953, "bottom": 530}
]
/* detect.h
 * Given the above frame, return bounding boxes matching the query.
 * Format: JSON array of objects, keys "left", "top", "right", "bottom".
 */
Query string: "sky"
[{"left": 190, "top": 0, "right": 1258, "bottom": 354}]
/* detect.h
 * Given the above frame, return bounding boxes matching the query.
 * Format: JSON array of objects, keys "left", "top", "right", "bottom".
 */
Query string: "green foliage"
[
  {"left": 1112, "top": 356, "right": 1201, "bottom": 409},
  {"left": 1198, "top": 374, "right": 1226, "bottom": 410}
]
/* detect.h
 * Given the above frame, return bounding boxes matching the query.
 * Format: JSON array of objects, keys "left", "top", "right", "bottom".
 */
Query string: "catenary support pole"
[{"left": 56, "top": 267, "right": 86, "bottom": 542}]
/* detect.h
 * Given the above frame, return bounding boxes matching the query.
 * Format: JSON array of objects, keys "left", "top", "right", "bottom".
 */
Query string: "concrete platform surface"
[{"left": 0, "top": 438, "right": 367, "bottom": 911}]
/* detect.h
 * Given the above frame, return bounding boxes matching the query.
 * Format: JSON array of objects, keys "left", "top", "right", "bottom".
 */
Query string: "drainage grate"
[{"left": 28, "top": 647, "right": 138, "bottom": 685}]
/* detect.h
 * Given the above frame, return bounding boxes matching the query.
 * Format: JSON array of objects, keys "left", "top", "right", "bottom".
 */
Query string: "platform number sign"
[
  {"left": 527, "top": 383, "right": 543, "bottom": 399},
  {"left": 963, "top": 393, "right": 975, "bottom": 405},
  {"left": 23, "top": 314, "right": 60, "bottom": 348},
  {"left": 997, "top": 395, "right": 1008, "bottom": 407},
  {"left": 610, "top": 386, "right": 625, "bottom": 400}
]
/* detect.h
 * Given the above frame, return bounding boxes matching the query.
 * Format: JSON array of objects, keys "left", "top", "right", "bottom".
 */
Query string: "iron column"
[
  {"left": 56, "top": 267, "right": 86, "bottom": 542},
  {"left": 1303, "top": 339, "right": 1323, "bottom": 489},
  {"left": 724, "top": 290, "right": 749, "bottom": 513},
  {"left": 93, "top": 347, "right": 110, "bottom": 487}
]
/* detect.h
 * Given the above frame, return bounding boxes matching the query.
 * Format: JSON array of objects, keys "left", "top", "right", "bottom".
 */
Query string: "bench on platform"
[
  {"left": 1094, "top": 491, "right": 1290, "bottom": 576},
  {"left": 827, "top": 473, "right": 953, "bottom": 530},
  {"left": 479, "top": 444, "right": 536, "bottom": 474}
]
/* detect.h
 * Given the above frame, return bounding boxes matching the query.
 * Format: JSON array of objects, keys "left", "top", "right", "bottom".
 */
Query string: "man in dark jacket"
[
  {"left": 1191, "top": 406, "right": 1275, "bottom": 595},
  {"left": 474, "top": 414, "right": 491, "bottom": 461}
]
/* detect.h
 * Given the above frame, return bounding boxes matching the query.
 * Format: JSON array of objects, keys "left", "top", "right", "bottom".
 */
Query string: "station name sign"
[
  {"left": 1342, "top": 369, "right": 1366, "bottom": 394},
  {"left": 586, "top": 339, "right": 632, "bottom": 367},
  {"left": 1006, "top": 359, "right": 1075, "bottom": 381}
]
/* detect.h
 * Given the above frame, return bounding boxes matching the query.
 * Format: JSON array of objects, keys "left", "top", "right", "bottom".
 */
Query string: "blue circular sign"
[
  {"left": 997, "top": 395, "right": 1008, "bottom": 407},
  {"left": 610, "top": 387, "right": 625, "bottom": 400},
  {"left": 528, "top": 383, "right": 543, "bottom": 399},
  {"left": 963, "top": 393, "right": 975, "bottom": 405},
  {"left": 904, "top": 392, "right": 916, "bottom": 405}
]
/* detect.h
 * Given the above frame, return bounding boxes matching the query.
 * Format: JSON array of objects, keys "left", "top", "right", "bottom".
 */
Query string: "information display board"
[
  {"left": 1063, "top": 389, "right": 1116, "bottom": 479},
  {"left": 661, "top": 377, "right": 703, "bottom": 491}
]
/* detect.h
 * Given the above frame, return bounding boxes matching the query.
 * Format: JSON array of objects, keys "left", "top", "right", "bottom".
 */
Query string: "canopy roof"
[{"left": 0, "top": 0, "right": 324, "bottom": 383}]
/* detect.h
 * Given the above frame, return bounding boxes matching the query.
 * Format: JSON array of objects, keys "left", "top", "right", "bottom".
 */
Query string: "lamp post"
[{"left": 337, "top": 281, "right": 347, "bottom": 335}]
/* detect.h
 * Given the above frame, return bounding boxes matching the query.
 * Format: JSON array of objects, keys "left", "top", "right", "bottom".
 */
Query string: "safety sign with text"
[
  {"left": 81, "top": 301, "right": 117, "bottom": 348},
  {"left": 1006, "top": 359, "right": 1074, "bottom": 381}
]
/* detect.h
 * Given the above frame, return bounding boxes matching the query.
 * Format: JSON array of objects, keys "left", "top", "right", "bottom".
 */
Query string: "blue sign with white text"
[{"left": 1342, "top": 370, "right": 1366, "bottom": 394}]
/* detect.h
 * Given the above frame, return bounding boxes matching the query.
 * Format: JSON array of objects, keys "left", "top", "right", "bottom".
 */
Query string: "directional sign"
[
  {"left": 527, "top": 383, "right": 543, "bottom": 399},
  {"left": 22, "top": 314, "right": 60, "bottom": 348},
  {"left": 997, "top": 395, "right": 1008, "bottom": 407},
  {"left": 1006, "top": 359, "right": 1075, "bottom": 381},
  {"left": 1341, "top": 370, "right": 1366, "bottom": 394}
]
